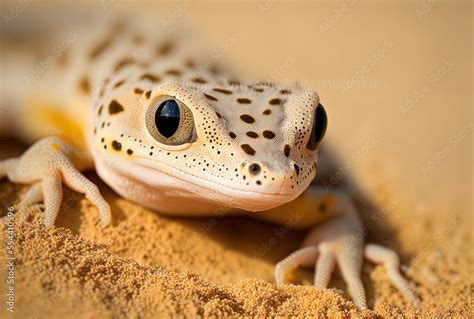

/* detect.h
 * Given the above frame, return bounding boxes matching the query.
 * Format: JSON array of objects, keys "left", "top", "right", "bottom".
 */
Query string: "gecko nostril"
[
  {"left": 294, "top": 164, "right": 300, "bottom": 177},
  {"left": 248, "top": 163, "right": 261, "bottom": 176}
]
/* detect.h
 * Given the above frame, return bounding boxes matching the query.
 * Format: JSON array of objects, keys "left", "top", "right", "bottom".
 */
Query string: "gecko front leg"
[
  {"left": 0, "top": 137, "right": 111, "bottom": 226},
  {"left": 274, "top": 187, "right": 420, "bottom": 309}
]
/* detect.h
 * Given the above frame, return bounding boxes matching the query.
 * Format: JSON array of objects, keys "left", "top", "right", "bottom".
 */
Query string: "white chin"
[{"left": 95, "top": 157, "right": 301, "bottom": 216}]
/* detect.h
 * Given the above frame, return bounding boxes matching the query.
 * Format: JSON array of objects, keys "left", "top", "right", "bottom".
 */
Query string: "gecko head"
[{"left": 93, "top": 80, "right": 327, "bottom": 213}]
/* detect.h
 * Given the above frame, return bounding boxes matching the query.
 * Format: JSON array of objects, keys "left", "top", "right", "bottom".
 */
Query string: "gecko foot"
[
  {"left": 0, "top": 137, "right": 111, "bottom": 226},
  {"left": 275, "top": 196, "right": 420, "bottom": 309}
]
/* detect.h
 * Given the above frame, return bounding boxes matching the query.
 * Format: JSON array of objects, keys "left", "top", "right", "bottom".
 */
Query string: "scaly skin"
[{"left": 0, "top": 16, "right": 419, "bottom": 309}]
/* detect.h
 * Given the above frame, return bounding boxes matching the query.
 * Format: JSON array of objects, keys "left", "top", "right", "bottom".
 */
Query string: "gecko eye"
[
  {"left": 146, "top": 95, "right": 194, "bottom": 146},
  {"left": 306, "top": 103, "right": 328, "bottom": 151}
]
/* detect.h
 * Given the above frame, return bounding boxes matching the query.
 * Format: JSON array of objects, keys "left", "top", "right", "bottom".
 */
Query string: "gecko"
[{"left": 0, "top": 15, "right": 419, "bottom": 310}]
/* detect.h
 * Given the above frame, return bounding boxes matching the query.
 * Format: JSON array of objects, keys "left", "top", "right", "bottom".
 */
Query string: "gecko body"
[{"left": 0, "top": 16, "right": 419, "bottom": 309}]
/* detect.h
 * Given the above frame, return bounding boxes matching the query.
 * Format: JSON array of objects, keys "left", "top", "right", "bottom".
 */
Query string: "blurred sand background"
[{"left": 0, "top": 1, "right": 472, "bottom": 318}]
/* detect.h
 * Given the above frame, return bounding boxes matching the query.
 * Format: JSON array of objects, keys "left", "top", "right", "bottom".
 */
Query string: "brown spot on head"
[
  {"left": 191, "top": 77, "right": 207, "bottom": 84},
  {"left": 284, "top": 144, "right": 291, "bottom": 157},
  {"left": 145, "top": 90, "right": 152, "bottom": 99},
  {"left": 263, "top": 109, "right": 272, "bottom": 115},
  {"left": 113, "top": 80, "right": 125, "bottom": 88},
  {"left": 99, "top": 78, "right": 109, "bottom": 97},
  {"left": 134, "top": 88, "right": 144, "bottom": 95},
  {"left": 127, "top": 149, "right": 133, "bottom": 155},
  {"left": 109, "top": 100, "right": 124, "bottom": 114},
  {"left": 229, "top": 132, "right": 237, "bottom": 139},
  {"left": 269, "top": 98, "right": 282, "bottom": 105},
  {"left": 89, "top": 37, "right": 113, "bottom": 60},
  {"left": 111, "top": 19, "right": 127, "bottom": 33},
  {"left": 280, "top": 89, "right": 291, "bottom": 95},
  {"left": 139, "top": 61, "right": 151, "bottom": 68},
  {"left": 157, "top": 40, "right": 175, "bottom": 56},
  {"left": 185, "top": 59, "right": 195, "bottom": 69},
  {"left": 79, "top": 76, "right": 90, "bottom": 94},
  {"left": 246, "top": 131, "right": 259, "bottom": 138},
  {"left": 263, "top": 130, "right": 276, "bottom": 139},
  {"left": 204, "top": 94, "right": 218, "bottom": 101},
  {"left": 240, "top": 114, "right": 255, "bottom": 124},
  {"left": 140, "top": 73, "right": 160, "bottom": 82},
  {"left": 97, "top": 105, "right": 103, "bottom": 116},
  {"left": 112, "top": 140, "right": 122, "bottom": 151},
  {"left": 241, "top": 144, "right": 256, "bottom": 156},
  {"left": 114, "top": 56, "right": 136, "bottom": 72},
  {"left": 209, "top": 64, "right": 220, "bottom": 75},
  {"left": 216, "top": 112, "right": 222, "bottom": 118},
  {"left": 132, "top": 34, "right": 144, "bottom": 45},
  {"left": 237, "top": 98, "right": 252, "bottom": 104},
  {"left": 228, "top": 80, "right": 241, "bottom": 86},
  {"left": 213, "top": 88, "right": 232, "bottom": 95},
  {"left": 253, "top": 87, "right": 264, "bottom": 93},
  {"left": 165, "top": 69, "right": 182, "bottom": 76}
]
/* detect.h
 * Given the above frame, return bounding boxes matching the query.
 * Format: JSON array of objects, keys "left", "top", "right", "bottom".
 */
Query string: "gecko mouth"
[
  {"left": 134, "top": 162, "right": 301, "bottom": 211},
  {"left": 97, "top": 154, "right": 306, "bottom": 212},
  {"left": 132, "top": 162, "right": 297, "bottom": 197}
]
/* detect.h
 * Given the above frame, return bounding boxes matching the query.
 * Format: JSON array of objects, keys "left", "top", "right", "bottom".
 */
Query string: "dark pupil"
[
  {"left": 155, "top": 100, "right": 180, "bottom": 138},
  {"left": 306, "top": 103, "right": 328, "bottom": 151}
]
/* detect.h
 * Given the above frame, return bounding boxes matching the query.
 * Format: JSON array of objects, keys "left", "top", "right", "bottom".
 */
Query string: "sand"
[
  {"left": 0, "top": 140, "right": 472, "bottom": 318},
  {"left": 0, "top": 1, "right": 472, "bottom": 318}
]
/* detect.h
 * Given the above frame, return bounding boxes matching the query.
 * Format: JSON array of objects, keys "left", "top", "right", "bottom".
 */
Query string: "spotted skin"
[{"left": 0, "top": 16, "right": 420, "bottom": 310}]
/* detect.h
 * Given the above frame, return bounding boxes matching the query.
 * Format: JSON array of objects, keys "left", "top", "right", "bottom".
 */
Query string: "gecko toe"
[
  {"left": 274, "top": 246, "right": 318, "bottom": 287},
  {"left": 365, "top": 243, "right": 421, "bottom": 307},
  {"left": 16, "top": 183, "right": 44, "bottom": 222}
]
